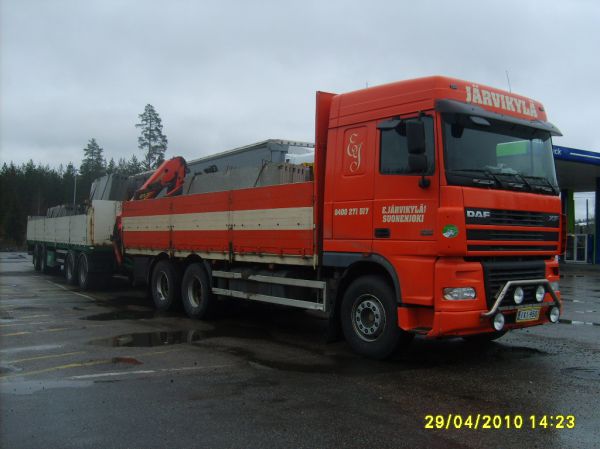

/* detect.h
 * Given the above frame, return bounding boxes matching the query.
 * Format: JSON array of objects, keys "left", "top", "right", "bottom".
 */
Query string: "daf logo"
[{"left": 466, "top": 210, "right": 491, "bottom": 218}]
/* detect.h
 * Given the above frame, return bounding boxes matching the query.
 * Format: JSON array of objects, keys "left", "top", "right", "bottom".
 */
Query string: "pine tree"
[
  {"left": 136, "top": 104, "right": 168, "bottom": 170},
  {"left": 127, "top": 155, "right": 143, "bottom": 175},
  {"left": 79, "top": 138, "right": 106, "bottom": 200},
  {"left": 80, "top": 139, "right": 106, "bottom": 180},
  {"left": 106, "top": 158, "right": 116, "bottom": 174}
]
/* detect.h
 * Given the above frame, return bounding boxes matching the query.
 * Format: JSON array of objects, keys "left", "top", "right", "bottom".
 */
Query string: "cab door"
[
  {"left": 373, "top": 114, "right": 439, "bottom": 249},
  {"left": 330, "top": 124, "right": 375, "bottom": 252}
]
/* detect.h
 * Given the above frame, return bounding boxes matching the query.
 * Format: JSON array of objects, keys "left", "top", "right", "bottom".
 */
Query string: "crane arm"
[{"left": 132, "top": 156, "right": 188, "bottom": 200}]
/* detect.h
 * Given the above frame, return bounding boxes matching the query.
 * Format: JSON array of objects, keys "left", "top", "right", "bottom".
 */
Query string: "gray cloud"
[{"left": 1, "top": 0, "right": 599, "bottom": 168}]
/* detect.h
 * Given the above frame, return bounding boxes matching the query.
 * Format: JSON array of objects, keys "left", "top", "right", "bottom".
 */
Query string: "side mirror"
[{"left": 407, "top": 121, "right": 426, "bottom": 155}]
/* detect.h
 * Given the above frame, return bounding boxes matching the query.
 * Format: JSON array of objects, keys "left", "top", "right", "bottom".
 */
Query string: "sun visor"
[{"left": 436, "top": 99, "right": 562, "bottom": 136}]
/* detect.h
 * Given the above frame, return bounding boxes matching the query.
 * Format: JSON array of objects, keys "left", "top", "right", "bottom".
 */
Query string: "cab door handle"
[{"left": 374, "top": 228, "right": 390, "bottom": 238}]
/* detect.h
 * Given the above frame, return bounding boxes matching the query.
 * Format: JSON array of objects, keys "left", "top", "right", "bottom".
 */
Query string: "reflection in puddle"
[
  {"left": 92, "top": 331, "right": 202, "bottom": 347},
  {"left": 561, "top": 366, "right": 600, "bottom": 381},
  {"left": 81, "top": 310, "right": 157, "bottom": 321}
]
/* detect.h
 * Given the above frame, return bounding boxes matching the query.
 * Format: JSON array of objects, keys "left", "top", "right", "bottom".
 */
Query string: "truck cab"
[{"left": 320, "top": 76, "right": 562, "bottom": 354}]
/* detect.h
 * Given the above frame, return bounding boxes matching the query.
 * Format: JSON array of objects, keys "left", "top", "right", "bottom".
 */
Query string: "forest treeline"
[{"left": 0, "top": 104, "right": 167, "bottom": 247}]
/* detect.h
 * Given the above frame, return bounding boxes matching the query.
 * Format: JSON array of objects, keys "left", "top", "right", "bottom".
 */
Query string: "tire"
[
  {"left": 40, "top": 245, "right": 50, "bottom": 274},
  {"left": 341, "top": 275, "right": 410, "bottom": 360},
  {"left": 78, "top": 253, "right": 95, "bottom": 291},
  {"left": 151, "top": 259, "right": 181, "bottom": 312},
  {"left": 33, "top": 245, "right": 42, "bottom": 271},
  {"left": 65, "top": 250, "right": 79, "bottom": 285},
  {"left": 463, "top": 330, "right": 507, "bottom": 344},
  {"left": 181, "top": 263, "right": 215, "bottom": 319}
]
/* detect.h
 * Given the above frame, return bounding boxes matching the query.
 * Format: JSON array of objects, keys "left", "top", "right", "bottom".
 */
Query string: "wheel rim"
[
  {"left": 187, "top": 276, "right": 202, "bottom": 308},
  {"left": 156, "top": 271, "right": 169, "bottom": 302},
  {"left": 66, "top": 256, "right": 73, "bottom": 279},
  {"left": 351, "top": 294, "right": 386, "bottom": 342}
]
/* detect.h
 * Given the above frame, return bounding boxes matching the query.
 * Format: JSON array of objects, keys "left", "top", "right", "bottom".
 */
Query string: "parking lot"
[{"left": 1, "top": 251, "right": 599, "bottom": 449}]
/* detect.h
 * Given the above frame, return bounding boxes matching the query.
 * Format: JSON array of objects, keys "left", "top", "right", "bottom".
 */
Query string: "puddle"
[
  {"left": 112, "top": 357, "right": 143, "bottom": 365},
  {"left": 0, "top": 344, "right": 65, "bottom": 355},
  {"left": 89, "top": 324, "right": 271, "bottom": 348},
  {"left": 561, "top": 367, "right": 600, "bottom": 381},
  {"left": 0, "top": 379, "right": 93, "bottom": 395},
  {"left": 13, "top": 306, "right": 47, "bottom": 311},
  {"left": 81, "top": 310, "right": 157, "bottom": 321},
  {"left": 0, "top": 364, "right": 23, "bottom": 374},
  {"left": 91, "top": 330, "right": 204, "bottom": 347},
  {"left": 559, "top": 319, "right": 600, "bottom": 327}
]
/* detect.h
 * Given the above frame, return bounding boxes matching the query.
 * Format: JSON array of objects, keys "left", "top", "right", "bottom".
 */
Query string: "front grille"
[
  {"left": 468, "top": 244, "right": 558, "bottom": 252},
  {"left": 466, "top": 209, "right": 560, "bottom": 228},
  {"left": 467, "top": 230, "right": 558, "bottom": 241},
  {"left": 482, "top": 260, "right": 546, "bottom": 309}
]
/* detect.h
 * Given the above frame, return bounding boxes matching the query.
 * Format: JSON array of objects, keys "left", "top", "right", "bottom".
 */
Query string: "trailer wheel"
[
  {"left": 65, "top": 251, "right": 79, "bottom": 285},
  {"left": 151, "top": 260, "right": 181, "bottom": 311},
  {"left": 33, "top": 245, "right": 42, "bottom": 271},
  {"left": 40, "top": 246, "right": 50, "bottom": 274},
  {"left": 341, "top": 275, "right": 409, "bottom": 360},
  {"left": 181, "top": 263, "right": 215, "bottom": 319},
  {"left": 78, "top": 253, "right": 95, "bottom": 291}
]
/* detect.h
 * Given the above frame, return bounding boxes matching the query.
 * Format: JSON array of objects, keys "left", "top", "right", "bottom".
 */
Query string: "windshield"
[{"left": 443, "top": 113, "right": 559, "bottom": 195}]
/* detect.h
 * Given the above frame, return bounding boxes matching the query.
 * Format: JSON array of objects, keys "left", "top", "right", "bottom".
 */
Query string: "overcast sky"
[{"left": 1, "top": 0, "right": 599, "bottom": 171}]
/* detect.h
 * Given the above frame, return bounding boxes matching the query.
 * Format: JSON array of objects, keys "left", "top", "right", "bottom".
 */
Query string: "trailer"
[{"left": 26, "top": 200, "right": 121, "bottom": 288}]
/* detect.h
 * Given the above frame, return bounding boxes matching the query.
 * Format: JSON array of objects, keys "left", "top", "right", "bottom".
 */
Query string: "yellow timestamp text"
[{"left": 424, "top": 414, "right": 576, "bottom": 430}]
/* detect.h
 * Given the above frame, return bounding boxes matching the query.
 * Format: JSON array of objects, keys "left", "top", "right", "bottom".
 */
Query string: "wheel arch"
[{"left": 323, "top": 252, "right": 402, "bottom": 330}]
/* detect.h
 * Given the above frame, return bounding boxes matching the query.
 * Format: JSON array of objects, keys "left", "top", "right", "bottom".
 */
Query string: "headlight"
[
  {"left": 535, "top": 285, "right": 545, "bottom": 302},
  {"left": 493, "top": 313, "right": 505, "bottom": 331},
  {"left": 443, "top": 287, "right": 477, "bottom": 300},
  {"left": 513, "top": 287, "right": 524, "bottom": 305}
]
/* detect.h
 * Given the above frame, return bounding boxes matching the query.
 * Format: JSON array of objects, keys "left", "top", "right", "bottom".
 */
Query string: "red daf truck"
[{"left": 112, "top": 76, "right": 563, "bottom": 358}]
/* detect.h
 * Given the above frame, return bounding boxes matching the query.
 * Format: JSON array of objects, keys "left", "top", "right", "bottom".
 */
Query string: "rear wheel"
[
  {"left": 40, "top": 246, "right": 50, "bottom": 274},
  {"left": 181, "top": 263, "right": 215, "bottom": 319},
  {"left": 151, "top": 260, "right": 181, "bottom": 311},
  {"left": 341, "top": 275, "right": 412, "bottom": 359},
  {"left": 33, "top": 245, "right": 42, "bottom": 271},
  {"left": 78, "top": 253, "right": 96, "bottom": 291},
  {"left": 65, "top": 251, "right": 79, "bottom": 285}
]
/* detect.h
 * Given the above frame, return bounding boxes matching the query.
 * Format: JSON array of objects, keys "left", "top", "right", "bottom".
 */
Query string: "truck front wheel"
[
  {"left": 341, "top": 275, "right": 409, "bottom": 360},
  {"left": 151, "top": 260, "right": 181, "bottom": 312},
  {"left": 181, "top": 263, "right": 215, "bottom": 319}
]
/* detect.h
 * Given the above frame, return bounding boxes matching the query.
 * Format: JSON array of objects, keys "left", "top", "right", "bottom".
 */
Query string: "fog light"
[
  {"left": 535, "top": 285, "right": 545, "bottom": 302},
  {"left": 493, "top": 313, "right": 505, "bottom": 331},
  {"left": 549, "top": 306, "right": 560, "bottom": 323},
  {"left": 513, "top": 287, "right": 524, "bottom": 305},
  {"left": 443, "top": 287, "right": 477, "bottom": 300},
  {"left": 550, "top": 281, "right": 560, "bottom": 292}
]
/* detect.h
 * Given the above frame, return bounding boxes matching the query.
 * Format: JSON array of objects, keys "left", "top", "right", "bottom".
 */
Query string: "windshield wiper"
[
  {"left": 522, "top": 175, "right": 559, "bottom": 195},
  {"left": 446, "top": 169, "right": 497, "bottom": 186}
]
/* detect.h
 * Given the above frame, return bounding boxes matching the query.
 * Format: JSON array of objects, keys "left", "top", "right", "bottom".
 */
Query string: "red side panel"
[{"left": 121, "top": 182, "right": 315, "bottom": 262}]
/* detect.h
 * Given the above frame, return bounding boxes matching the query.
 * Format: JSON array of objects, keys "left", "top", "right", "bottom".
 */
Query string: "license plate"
[{"left": 516, "top": 307, "right": 541, "bottom": 322}]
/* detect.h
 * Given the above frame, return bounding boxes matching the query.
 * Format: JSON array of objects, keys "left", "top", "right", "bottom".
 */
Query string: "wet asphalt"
[{"left": 0, "top": 252, "right": 599, "bottom": 449}]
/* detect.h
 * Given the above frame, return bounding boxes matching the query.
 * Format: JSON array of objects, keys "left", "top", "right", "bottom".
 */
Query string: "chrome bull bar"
[{"left": 481, "top": 279, "right": 560, "bottom": 318}]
